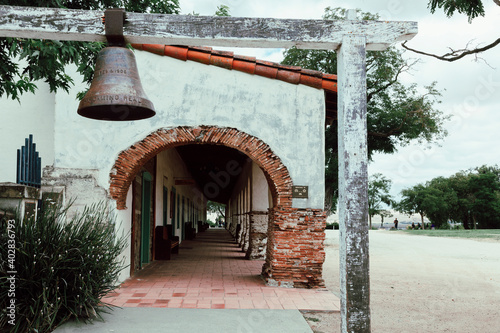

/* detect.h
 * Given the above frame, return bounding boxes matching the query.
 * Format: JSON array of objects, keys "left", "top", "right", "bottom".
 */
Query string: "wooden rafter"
[{"left": 0, "top": 5, "right": 417, "bottom": 50}]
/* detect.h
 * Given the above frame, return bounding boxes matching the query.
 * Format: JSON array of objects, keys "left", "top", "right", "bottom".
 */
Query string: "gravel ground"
[{"left": 303, "top": 230, "right": 500, "bottom": 333}]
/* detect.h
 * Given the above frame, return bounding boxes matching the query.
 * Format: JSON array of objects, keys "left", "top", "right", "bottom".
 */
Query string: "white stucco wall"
[
  {"left": 155, "top": 148, "right": 207, "bottom": 237},
  {"left": 52, "top": 49, "right": 325, "bottom": 209},
  {"left": 252, "top": 163, "right": 270, "bottom": 211},
  {"left": 226, "top": 160, "right": 271, "bottom": 238},
  {"left": 115, "top": 185, "right": 133, "bottom": 282},
  {"left": 0, "top": 83, "right": 55, "bottom": 183}
]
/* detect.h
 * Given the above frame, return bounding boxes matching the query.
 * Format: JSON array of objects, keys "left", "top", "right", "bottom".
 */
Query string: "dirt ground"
[{"left": 303, "top": 230, "right": 500, "bottom": 333}]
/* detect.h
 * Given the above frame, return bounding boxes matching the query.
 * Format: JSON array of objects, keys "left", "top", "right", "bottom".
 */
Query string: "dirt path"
[{"left": 305, "top": 230, "right": 500, "bottom": 333}]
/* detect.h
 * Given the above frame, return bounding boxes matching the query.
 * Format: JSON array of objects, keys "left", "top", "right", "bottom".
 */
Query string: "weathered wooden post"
[{"left": 337, "top": 9, "right": 370, "bottom": 332}]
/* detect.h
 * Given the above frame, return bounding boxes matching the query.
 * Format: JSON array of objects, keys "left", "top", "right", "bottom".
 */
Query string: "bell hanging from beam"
[{"left": 77, "top": 9, "right": 155, "bottom": 121}]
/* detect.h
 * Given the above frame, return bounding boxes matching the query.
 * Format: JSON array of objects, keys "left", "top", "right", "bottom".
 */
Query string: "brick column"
[{"left": 262, "top": 207, "right": 326, "bottom": 288}]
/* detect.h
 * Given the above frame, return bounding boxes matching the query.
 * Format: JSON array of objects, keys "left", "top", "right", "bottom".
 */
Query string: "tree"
[
  {"left": 425, "top": 176, "right": 456, "bottom": 227},
  {"left": 282, "top": 7, "right": 448, "bottom": 213},
  {"left": 435, "top": 166, "right": 500, "bottom": 229},
  {"left": 398, "top": 165, "right": 500, "bottom": 229},
  {"left": 367, "top": 173, "right": 393, "bottom": 229},
  {"left": 468, "top": 166, "right": 500, "bottom": 228},
  {"left": 397, "top": 184, "right": 429, "bottom": 227},
  {"left": 397, "top": 181, "right": 451, "bottom": 229},
  {"left": 447, "top": 171, "right": 474, "bottom": 229},
  {"left": 402, "top": 0, "right": 500, "bottom": 61},
  {"left": 206, "top": 200, "right": 226, "bottom": 222},
  {"left": 0, "top": 0, "right": 180, "bottom": 100}
]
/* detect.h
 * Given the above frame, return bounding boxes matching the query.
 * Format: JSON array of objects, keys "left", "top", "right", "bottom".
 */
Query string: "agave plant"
[{"left": 0, "top": 201, "right": 127, "bottom": 332}]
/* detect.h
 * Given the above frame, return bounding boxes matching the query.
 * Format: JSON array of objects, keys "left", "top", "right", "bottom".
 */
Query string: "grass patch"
[{"left": 402, "top": 229, "right": 500, "bottom": 241}]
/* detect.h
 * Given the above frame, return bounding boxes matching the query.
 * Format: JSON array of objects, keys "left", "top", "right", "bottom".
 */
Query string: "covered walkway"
[{"left": 104, "top": 229, "right": 340, "bottom": 311}]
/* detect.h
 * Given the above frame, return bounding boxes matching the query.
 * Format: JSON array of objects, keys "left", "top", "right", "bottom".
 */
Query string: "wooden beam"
[
  {"left": 337, "top": 32, "right": 371, "bottom": 333},
  {"left": 0, "top": 6, "right": 105, "bottom": 42},
  {"left": 0, "top": 5, "right": 417, "bottom": 50}
]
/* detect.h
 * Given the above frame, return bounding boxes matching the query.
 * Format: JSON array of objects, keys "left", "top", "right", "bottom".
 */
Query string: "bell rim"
[{"left": 77, "top": 104, "right": 156, "bottom": 121}]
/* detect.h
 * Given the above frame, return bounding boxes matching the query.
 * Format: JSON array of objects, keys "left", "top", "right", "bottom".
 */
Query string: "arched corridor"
[
  {"left": 111, "top": 126, "right": 327, "bottom": 288},
  {"left": 104, "top": 228, "right": 339, "bottom": 311}
]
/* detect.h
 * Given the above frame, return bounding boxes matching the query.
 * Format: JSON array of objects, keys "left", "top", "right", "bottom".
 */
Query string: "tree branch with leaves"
[
  {"left": 206, "top": 201, "right": 226, "bottom": 220},
  {"left": 402, "top": 0, "right": 500, "bottom": 62},
  {"left": 282, "top": 7, "right": 448, "bottom": 213},
  {"left": 0, "top": 0, "right": 181, "bottom": 100},
  {"left": 368, "top": 173, "right": 394, "bottom": 229}
]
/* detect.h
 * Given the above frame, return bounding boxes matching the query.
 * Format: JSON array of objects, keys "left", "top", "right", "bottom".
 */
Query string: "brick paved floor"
[{"left": 103, "top": 229, "right": 340, "bottom": 311}]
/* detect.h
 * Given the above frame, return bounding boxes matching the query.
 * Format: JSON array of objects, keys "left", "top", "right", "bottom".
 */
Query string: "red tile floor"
[{"left": 103, "top": 229, "right": 340, "bottom": 311}]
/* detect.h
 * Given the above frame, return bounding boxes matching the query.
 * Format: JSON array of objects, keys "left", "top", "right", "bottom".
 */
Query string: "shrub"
[
  {"left": 0, "top": 201, "right": 127, "bottom": 333},
  {"left": 438, "top": 223, "right": 451, "bottom": 230}
]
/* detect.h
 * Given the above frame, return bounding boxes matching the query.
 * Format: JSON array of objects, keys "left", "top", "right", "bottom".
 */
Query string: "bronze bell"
[{"left": 77, "top": 46, "right": 156, "bottom": 121}]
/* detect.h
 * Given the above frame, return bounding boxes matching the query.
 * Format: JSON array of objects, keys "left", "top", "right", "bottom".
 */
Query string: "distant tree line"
[{"left": 396, "top": 165, "right": 500, "bottom": 229}]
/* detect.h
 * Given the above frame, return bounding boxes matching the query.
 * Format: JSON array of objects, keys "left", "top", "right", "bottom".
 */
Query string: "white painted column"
[
  {"left": 337, "top": 16, "right": 371, "bottom": 333},
  {"left": 247, "top": 163, "right": 269, "bottom": 259}
]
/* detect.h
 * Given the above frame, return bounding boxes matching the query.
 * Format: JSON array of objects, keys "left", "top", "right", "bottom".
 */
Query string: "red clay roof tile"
[
  {"left": 187, "top": 48, "right": 211, "bottom": 64},
  {"left": 233, "top": 54, "right": 256, "bottom": 62},
  {"left": 299, "top": 75, "right": 323, "bottom": 89},
  {"left": 164, "top": 45, "right": 188, "bottom": 60},
  {"left": 233, "top": 59, "right": 256, "bottom": 74},
  {"left": 211, "top": 50, "right": 234, "bottom": 57},
  {"left": 276, "top": 70, "right": 301, "bottom": 84},
  {"left": 138, "top": 44, "right": 164, "bottom": 56},
  {"left": 131, "top": 44, "right": 337, "bottom": 93},
  {"left": 255, "top": 63, "right": 279, "bottom": 79},
  {"left": 209, "top": 54, "right": 233, "bottom": 70}
]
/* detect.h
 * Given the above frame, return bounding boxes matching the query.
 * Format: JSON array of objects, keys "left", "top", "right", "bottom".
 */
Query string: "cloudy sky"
[{"left": 178, "top": 0, "right": 500, "bottom": 198}]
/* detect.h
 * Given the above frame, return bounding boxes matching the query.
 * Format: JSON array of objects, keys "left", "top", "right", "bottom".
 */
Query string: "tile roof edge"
[{"left": 131, "top": 44, "right": 337, "bottom": 93}]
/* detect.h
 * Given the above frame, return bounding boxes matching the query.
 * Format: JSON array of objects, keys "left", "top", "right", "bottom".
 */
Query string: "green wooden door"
[{"left": 141, "top": 172, "right": 152, "bottom": 265}]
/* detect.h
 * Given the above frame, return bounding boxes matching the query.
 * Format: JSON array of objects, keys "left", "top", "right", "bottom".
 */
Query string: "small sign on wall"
[
  {"left": 175, "top": 179, "right": 195, "bottom": 185},
  {"left": 292, "top": 185, "right": 308, "bottom": 198}
]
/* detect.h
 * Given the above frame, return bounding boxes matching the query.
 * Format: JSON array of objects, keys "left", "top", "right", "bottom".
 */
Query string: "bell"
[{"left": 78, "top": 46, "right": 156, "bottom": 121}]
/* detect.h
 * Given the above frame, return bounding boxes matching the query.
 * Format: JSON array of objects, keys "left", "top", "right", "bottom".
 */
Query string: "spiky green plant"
[{"left": 0, "top": 201, "right": 127, "bottom": 332}]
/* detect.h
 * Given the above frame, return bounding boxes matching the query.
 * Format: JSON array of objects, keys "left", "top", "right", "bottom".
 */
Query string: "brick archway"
[
  {"left": 109, "top": 126, "right": 292, "bottom": 210},
  {"left": 109, "top": 125, "right": 325, "bottom": 288}
]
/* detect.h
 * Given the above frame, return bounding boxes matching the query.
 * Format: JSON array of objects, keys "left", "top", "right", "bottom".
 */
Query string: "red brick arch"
[
  {"left": 110, "top": 125, "right": 326, "bottom": 288},
  {"left": 109, "top": 126, "right": 293, "bottom": 210}
]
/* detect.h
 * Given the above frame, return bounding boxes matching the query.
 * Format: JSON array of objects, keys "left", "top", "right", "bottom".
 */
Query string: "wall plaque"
[{"left": 292, "top": 185, "right": 308, "bottom": 198}]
